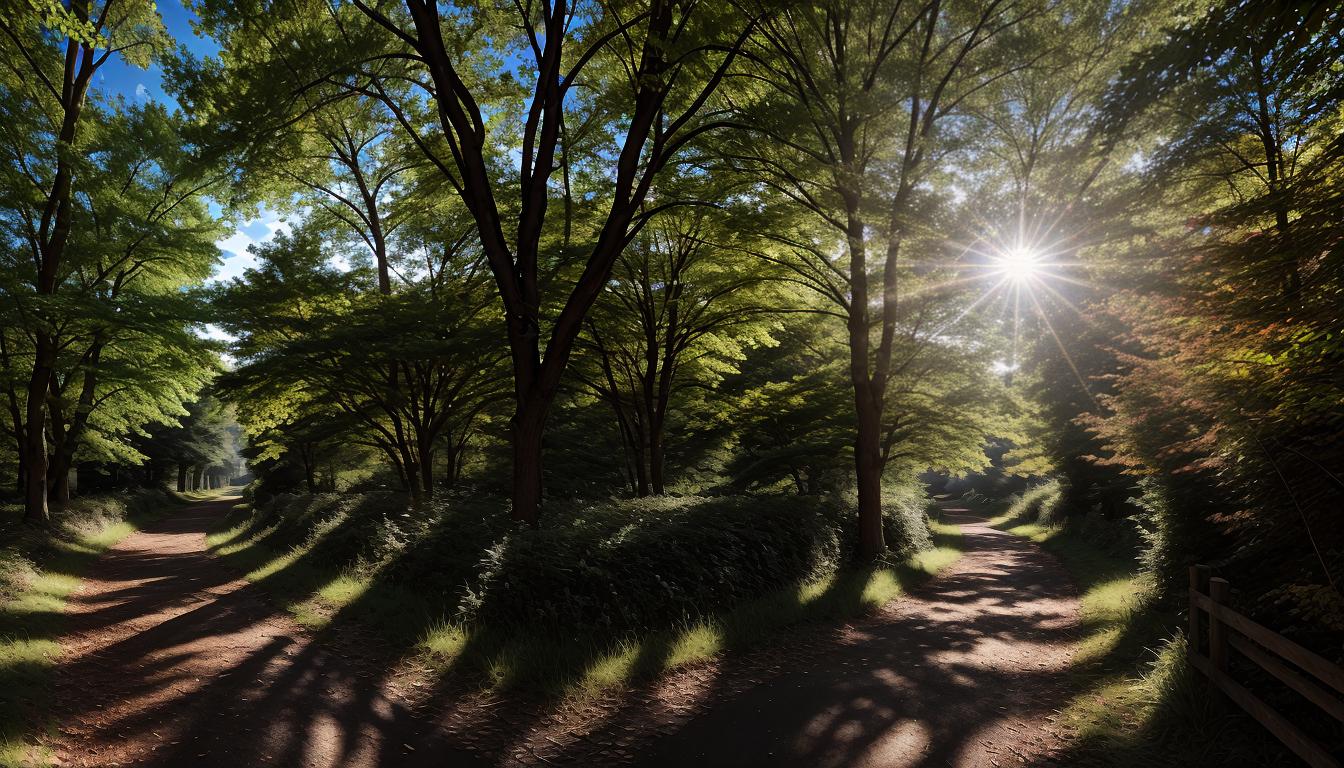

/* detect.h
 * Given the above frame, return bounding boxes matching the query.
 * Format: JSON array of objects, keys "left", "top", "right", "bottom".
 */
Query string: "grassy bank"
[
  {"left": 0, "top": 490, "right": 184, "bottom": 768},
  {"left": 989, "top": 486, "right": 1299, "bottom": 767},
  {"left": 207, "top": 494, "right": 962, "bottom": 700}
]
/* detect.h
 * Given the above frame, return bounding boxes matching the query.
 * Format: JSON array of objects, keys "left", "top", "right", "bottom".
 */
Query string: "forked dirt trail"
[{"left": 48, "top": 500, "right": 1079, "bottom": 768}]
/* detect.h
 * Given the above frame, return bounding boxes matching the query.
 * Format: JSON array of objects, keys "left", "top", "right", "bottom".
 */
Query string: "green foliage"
[
  {"left": 1, "top": 7, "right": 222, "bottom": 512},
  {"left": 1001, "top": 479, "right": 1068, "bottom": 526},
  {"left": 215, "top": 223, "right": 506, "bottom": 496},
  {"left": 1080, "top": 1, "right": 1344, "bottom": 663},
  {"left": 224, "top": 488, "right": 945, "bottom": 638},
  {"left": 571, "top": 202, "right": 788, "bottom": 495}
]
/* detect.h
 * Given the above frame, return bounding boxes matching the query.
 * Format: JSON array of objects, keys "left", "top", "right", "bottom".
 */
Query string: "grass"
[
  {"left": 208, "top": 505, "right": 963, "bottom": 701},
  {"left": 176, "top": 487, "right": 240, "bottom": 503},
  {"left": 0, "top": 490, "right": 183, "bottom": 768}
]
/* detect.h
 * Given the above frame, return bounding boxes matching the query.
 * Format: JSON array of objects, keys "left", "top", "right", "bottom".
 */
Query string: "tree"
[
  {"left": 1088, "top": 0, "right": 1344, "bottom": 599},
  {"left": 216, "top": 225, "right": 506, "bottom": 498},
  {"left": 0, "top": 3, "right": 206, "bottom": 521},
  {"left": 43, "top": 103, "right": 221, "bottom": 507},
  {"left": 135, "top": 396, "right": 232, "bottom": 493},
  {"left": 573, "top": 205, "right": 780, "bottom": 496},
  {"left": 731, "top": 0, "right": 1039, "bottom": 556},
  {"left": 183, "top": 0, "right": 758, "bottom": 523}
]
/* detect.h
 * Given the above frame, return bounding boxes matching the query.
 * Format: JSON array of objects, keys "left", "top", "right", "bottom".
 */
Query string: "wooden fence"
[{"left": 1188, "top": 565, "right": 1344, "bottom": 767}]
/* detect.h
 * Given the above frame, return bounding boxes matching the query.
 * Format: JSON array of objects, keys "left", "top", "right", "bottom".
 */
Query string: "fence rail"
[{"left": 1188, "top": 564, "right": 1344, "bottom": 768}]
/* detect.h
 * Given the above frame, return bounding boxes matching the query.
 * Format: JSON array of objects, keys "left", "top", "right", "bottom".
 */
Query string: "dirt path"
[
  {"left": 614, "top": 509, "right": 1082, "bottom": 767},
  {"left": 49, "top": 495, "right": 485, "bottom": 768},
  {"left": 49, "top": 500, "right": 1078, "bottom": 768}
]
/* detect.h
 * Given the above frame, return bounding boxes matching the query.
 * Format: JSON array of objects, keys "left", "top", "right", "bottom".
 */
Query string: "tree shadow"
[{"left": 50, "top": 501, "right": 1086, "bottom": 768}]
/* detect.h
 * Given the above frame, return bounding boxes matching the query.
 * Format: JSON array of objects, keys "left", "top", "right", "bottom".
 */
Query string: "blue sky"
[
  {"left": 93, "top": 1, "right": 215, "bottom": 109},
  {"left": 94, "top": 1, "right": 286, "bottom": 307}
]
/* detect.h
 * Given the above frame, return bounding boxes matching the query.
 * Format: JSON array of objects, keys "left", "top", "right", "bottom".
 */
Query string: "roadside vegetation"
[{"left": 0, "top": 491, "right": 182, "bottom": 767}]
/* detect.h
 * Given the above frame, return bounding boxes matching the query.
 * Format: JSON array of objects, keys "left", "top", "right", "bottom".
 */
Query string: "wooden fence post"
[
  {"left": 1189, "top": 565, "right": 1211, "bottom": 657},
  {"left": 1210, "top": 577, "right": 1230, "bottom": 672}
]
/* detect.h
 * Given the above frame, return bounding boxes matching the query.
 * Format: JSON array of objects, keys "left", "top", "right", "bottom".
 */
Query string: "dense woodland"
[{"left": 0, "top": 0, "right": 1342, "bottom": 763}]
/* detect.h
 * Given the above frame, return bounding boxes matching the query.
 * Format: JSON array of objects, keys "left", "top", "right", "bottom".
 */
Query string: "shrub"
[
  {"left": 236, "top": 488, "right": 937, "bottom": 638},
  {"left": 882, "top": 486, "right": 934, "bottom": 556},
  {"left": 465, "top": 495, "right": 856, "bottom": 633},
  {"left": 1005, "top": 478, "right": 1067, "bottom": 525}
]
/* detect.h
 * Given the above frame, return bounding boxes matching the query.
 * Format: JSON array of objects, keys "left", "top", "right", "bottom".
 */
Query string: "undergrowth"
[
  {"left": 207, "top": 490, "right": 962, "bottom": 699},
  {"left": 0, "top": 489, "right": 182, "bottom": 768}
]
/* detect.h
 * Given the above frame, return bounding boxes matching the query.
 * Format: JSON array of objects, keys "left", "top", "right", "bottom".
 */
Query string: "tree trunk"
[
  {"left": 853, "top": 387, "right": 886, "bottom": 559},
  {"left": 416, "top": 437, "right": 435, "bottom": 498},
  {"left": 49, "top": 467, "right": 70, "bottom": 507},
  {"left": 443, "top": 435, "right": 459, "bottom": 490},
  {"left": 510, "top": 405, "right": 545, "bottom": 524},
  {"left": 632, "top": 427, "right": 650, "bottom": 498},
  {"left": 177, "top": 464, "right": 188, "bottom": 493},
  {"left": 400, "top": 445, "right": 421, "bottom": 499},
  {"left": 4, "top": 374, "right": 22, "bottom": 495},
  {"left": 20, "top": 4, "right": 99, "bottom": 523},
  {"left": 649, "top": 425, "right": 666, "bottom": 495},
  {"left": 47, "top": 340, "right": 102, "bottom": 512},
  {"left": 22, "top": 337, "right": 53, "bottom": 524},
  {"left": 47, "top": 441, "right": 75, "bottom": 510},
  {"left": 191, "top": 466, "right": 203, "bottom": 492},
  {"left": 301, "top": 443, "right": 317, "bottom": 493}
]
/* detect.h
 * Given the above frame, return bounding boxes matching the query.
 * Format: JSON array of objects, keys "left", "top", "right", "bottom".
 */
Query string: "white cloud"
[
  {"left": 199, "top": 323, "right": 236, "bottom": 342},
  {"left": 135, "top": 83, "right": 149, "bottom": 101},
  {"left": 209, "top": 209, "right": 291, "bottom": 284}
]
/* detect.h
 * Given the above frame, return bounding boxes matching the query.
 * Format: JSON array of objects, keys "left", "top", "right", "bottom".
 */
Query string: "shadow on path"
[
  {"left": 533, "top": 510, "right": 1081, "bottom": 768},
  {"left": 50, "top": 503, "right": 1078, "bottom": 768},
  {"left": 50, "top": 496, "right": 487, "bottom": 768}
]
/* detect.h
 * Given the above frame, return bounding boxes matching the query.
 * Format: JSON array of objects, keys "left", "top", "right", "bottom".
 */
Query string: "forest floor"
[{"left": 44, "top": 499, "right": 1081, "bottom": 767}]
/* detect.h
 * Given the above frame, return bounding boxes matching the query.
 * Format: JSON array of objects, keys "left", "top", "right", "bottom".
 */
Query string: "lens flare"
[{"left": 997, "top": 247, "right": 1041, "bottom": 283}]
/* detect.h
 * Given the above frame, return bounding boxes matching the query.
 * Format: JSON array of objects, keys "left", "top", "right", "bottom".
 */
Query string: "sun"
[{"left": 996, "top": 247, "right": 1042, "bottom": 283}]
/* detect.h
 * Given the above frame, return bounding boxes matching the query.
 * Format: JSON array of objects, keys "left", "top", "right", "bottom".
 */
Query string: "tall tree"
[
  {"left": 0, "top": 1, "right": 172, "bottom": 521},
  {"left": 43, "top": 103, "right": 221, "bottom": 507},
  {"left": 215, "top": 225, "right": 506, "bottom": 498},
  {"left": 183, "top": 0, "right": 757, "bottom": 522},
  {"left": 574, "top": 206, "right": 780, "bottom": 496},
  {"left": 733, "top": 0, "right": 1038, "bottom": 556},
  {"left": 1081, "top": 0, "right": 1344, "bottom": 603}
]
